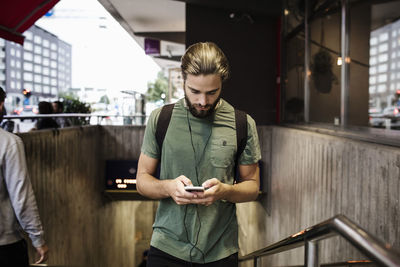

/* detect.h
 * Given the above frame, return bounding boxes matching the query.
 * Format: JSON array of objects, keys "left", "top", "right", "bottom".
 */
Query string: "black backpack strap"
[
  {"left": 234, "top": 109, "right": 248, "bottom": 182},
  {"left": 155, "top": 104, "right": 175, "bottom": 152}
]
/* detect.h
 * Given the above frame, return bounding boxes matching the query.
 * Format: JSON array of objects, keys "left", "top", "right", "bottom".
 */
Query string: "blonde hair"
[{"left": 181, "top": 42, "right": 230, "bottom": 82}]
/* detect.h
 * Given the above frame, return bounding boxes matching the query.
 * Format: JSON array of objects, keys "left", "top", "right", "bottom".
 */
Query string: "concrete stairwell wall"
[
  {"left": 237, "top": 126, "right": 400, "bottom": 266},
  {"left": 19, "top": 126, "right": 157, "bottom": 267},
  {"left": 18, "top": 125, "right": 400, "bottom": 266}
]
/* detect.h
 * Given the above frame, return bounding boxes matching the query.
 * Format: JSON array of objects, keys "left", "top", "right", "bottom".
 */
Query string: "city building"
[
  {"left": 369, "top": 18, "right": 400, "bottom": 110},
  {"left": 0, "top": 24, "right": 71, "bottom": 113}
]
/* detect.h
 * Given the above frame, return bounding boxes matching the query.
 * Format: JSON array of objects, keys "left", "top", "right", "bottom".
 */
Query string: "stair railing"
[{"left": 239, "top": 214, "right": 400, "bottom": 267}]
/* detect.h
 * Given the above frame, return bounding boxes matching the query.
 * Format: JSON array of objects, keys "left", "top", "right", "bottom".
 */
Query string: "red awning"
[{"left": 0, "top": 0, "right": 59, "bottom": 45}]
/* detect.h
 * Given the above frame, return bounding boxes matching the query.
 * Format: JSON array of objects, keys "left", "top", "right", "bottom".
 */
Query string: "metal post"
[
  {"left": 305, "top": 240, "right": 319, "bottom": 267},
  {"left": 253, "top": 256, "right": 260, "bottom": 267},
  {"left": 304, "top": 0, "right": 311, "bottom": 123},
  {"left": 340, "top": 0, "right": 350, "bottom": 126}
]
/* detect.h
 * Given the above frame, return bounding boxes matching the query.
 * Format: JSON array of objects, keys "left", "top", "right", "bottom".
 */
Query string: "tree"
[
  {"left": 58, "top": 92, "right": 91, "bottom": 125},
  {"left": 99, "top": 95, "right": 110, "bottom": 105},
  {"left": 146, "top": 71, "right": 169, "bottom": 104}
]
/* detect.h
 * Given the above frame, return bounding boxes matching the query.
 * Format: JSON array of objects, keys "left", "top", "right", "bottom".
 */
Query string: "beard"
[{"left": 184, "top": 93, "right": 221, "bottom": 118}]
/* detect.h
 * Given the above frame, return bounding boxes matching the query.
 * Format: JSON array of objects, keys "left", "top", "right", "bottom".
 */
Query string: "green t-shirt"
[{"left": 141, "top": 98, "right": 261, "bottom": 263}]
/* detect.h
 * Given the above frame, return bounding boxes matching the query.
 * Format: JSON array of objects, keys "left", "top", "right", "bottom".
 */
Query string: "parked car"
[
  {"left": 382, "top": 106, "right": 400, "bottom": 129},
  {"left": 368, "top": 108, "right": 385, "bottom": 128},
  {"left": 13, "top": 105, "right": 39, "bottom": 121},
  {"left": 13, "top": 105, "right": 39, "bottom": 115}
]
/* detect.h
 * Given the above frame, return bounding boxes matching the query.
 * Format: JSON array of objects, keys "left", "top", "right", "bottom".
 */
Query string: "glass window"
[
  {"left": 397, "top": 72, "right": 400, "bottom": 79},
  {"left": 379, "top": 32, "right": 389, "bottom": 42},
  {"left": 43, "top": 39, "right": 49, "bottom": 48},
  {"left": 379, "top": 43, "right": 388, "bottom": 53},
  {"left": 391, "top": 73, "right": 396, "bottom": 80},
  {"left": 43, "top": 49, "right": 50, "bottom": 57},
  {"left": 24, "top": 82, "right": 33, "bottom": 90},
  {"left": 24, "top": 52, "right": 33, "bottom": 61},
  {"left": 369, "top": 76, "right": 376, "bottom": 84},
  {"left": 370, "top": 37, "right": 378, "bottom": 46},
  {"left": 24, "top": 62, "right": 33, "bottom": 71},
  {"left": 51, "top": 69, "right": 57, "bottom": 77},
  {"left": 34, "top": 84, "right": 42, "bottom": 93},
  {"left": 34, "top": 35, "right": 42, "bottom": 44},
  {"left": 370, "top": 57, "right": 377, "bottom": 65},
  {"left": 34, "top": 65, "right": 42, "bottom": 73},
  {"left": 377, "top": 84, "right": 386, "bottom": 92},
  {"left": 43, "top": 77, "right": 50, "bottom": 84},
  {"left": 34, "top": 75, "right": 41, "bottom": 83},
  {"left": 10, "top": 59, "right": 15, "bottom": 67},
  {"left": 398, "top": 61, "right": 400, "bottom": 68},
  {"left": 43, "top": 85, "right": 50, "bottom": 94},
  {"left": 34, "top": 46, "right": 42, "bottom": 54},
  {"left": 393, "top": 41, "right": 397, "bottom": 48},
  {"left": 43, "top": 58, "right": 49, "bottom": 66},
  {"left": 24, "top": 42, "right": 33, "bottom": 51},
  {"left": 392, "top": 52, "right": 397, "bottom": 59},
  {"left": 10, "top": 81, "right": 15, "bottom": 89},
  {"left": 43, "top": 67, "right": 49, "bottom": 75},
  {"left": 370, "top": 67, "right": 377, "bottom": 75},
  {"left": 51, "top": 78, "right": 57, "bottom": 86},
  {"left": 16, "top": 82, "right": 21, "bottom": 90},
  {"left": 16, "top": 61, "right": 21, "bottom": 68},
  {"left": 16, "top": 72, "right": 21, "bottom": 79},
  {"left": 50, "top": 43, "right": 57, "bottom": 51},
  {"left": 391, "top": 83, "right": 396, "bottom": 91},
  {"left": 397, "top": 82, "right": 400, "bottom": 89},
  {"left": 392, "top": 30, "right": 397, "bottom": 37},
  {"left": 34, "top": 55, "right": 42, "bottom": 64},
  {"left": 16, "top": 50, "right": 20, "bottom": 58},
  {"left": 378, "top": 64, "right": 388, "bottom": 72},
  {"left": 50, "top": 61, "right": 57, "bottom": 68},
  {"left": 378, "top": 74, "right": 387, "bottom": 83},
  {"left": 24, "top": 73, "right": 33, "bottom": 81},
  {"left": 10, "top": 70, "right": 15, "bottom": 78},
  {"left": 378, "top": 54, "right": 388, "bottom": 62},
  {"left": 370, "top": 47, "right": 377, "bottom": 56},
  {"left": 24, "top": 31, "right": 32, "bottom": 40},
  {"left": 10, "top": 48, "right": 15, "bottom": 56},
  {"left": 51, "top": 51, "right": 57, "bottom": 60},
  {"left": 51, "top": 87, "right": 57, "bottom": 95}
]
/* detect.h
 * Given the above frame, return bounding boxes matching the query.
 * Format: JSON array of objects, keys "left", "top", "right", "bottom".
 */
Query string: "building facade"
[
  {"left": 0, "top": 24, "right": 71, "bottom": 112},
  {"left": 369, "top": 19, "right": 400, "bottom": 110}
]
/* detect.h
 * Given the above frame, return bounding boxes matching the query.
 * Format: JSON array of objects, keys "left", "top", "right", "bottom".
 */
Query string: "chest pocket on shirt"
[{"left": 210, "top": 137, "right": 236, "bottom": 168}]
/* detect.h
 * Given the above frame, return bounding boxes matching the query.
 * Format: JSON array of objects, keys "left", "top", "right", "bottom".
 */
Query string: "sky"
[{"left": 35, "top": 0, "right": 161, "bottom": 97}]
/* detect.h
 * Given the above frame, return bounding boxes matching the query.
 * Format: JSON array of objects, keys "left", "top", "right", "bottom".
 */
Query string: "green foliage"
[
  {"left": 58, "top": 92, "right": 91, "bottom": 125},
  {"left": 99, "top": 95, "right": 110, "bottom": 105},
  {"left": 146, "top": 71, "right": 169, "bottom": 103}
]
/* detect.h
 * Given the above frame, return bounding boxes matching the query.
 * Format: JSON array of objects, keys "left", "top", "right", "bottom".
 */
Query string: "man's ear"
[{"left": 0, "top": 102, "right": 3, "bottom": 113}]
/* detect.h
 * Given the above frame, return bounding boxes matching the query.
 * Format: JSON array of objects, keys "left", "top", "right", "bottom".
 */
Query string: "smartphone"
[{"left": 184, "top": 186, "right": 205, "bottom": 192}]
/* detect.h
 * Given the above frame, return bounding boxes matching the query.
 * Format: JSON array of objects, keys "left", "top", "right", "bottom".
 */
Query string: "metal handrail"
[
  {"left": 239, "top": 214, "right": 400, "bottom": 267},
  {"left": 3, "top": 113, "right": 147, "bottom": 120}
]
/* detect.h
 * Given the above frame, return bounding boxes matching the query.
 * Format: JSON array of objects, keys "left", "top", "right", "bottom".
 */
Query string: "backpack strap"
[
  {"left": 155, "top": 103, "right": 175, "bottom": 152},
  {"left": 234, "top": 109, "right": 248, "bottom": 182},
  {"left": 155, "top": 103, "right": 247, "bottom": 183}
]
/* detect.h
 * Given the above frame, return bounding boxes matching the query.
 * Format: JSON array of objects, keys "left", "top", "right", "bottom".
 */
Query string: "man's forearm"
[
  {"left": 136, "top": 173, "right": 171, "bottom": 199},
  {"left": 222, "top": 180, "right": 259, "bottom": 203}
]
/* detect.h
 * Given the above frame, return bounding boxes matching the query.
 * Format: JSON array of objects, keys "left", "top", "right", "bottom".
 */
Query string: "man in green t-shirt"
[{"left": 137, "top": 42, "right": 261, "bottom": 266}]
